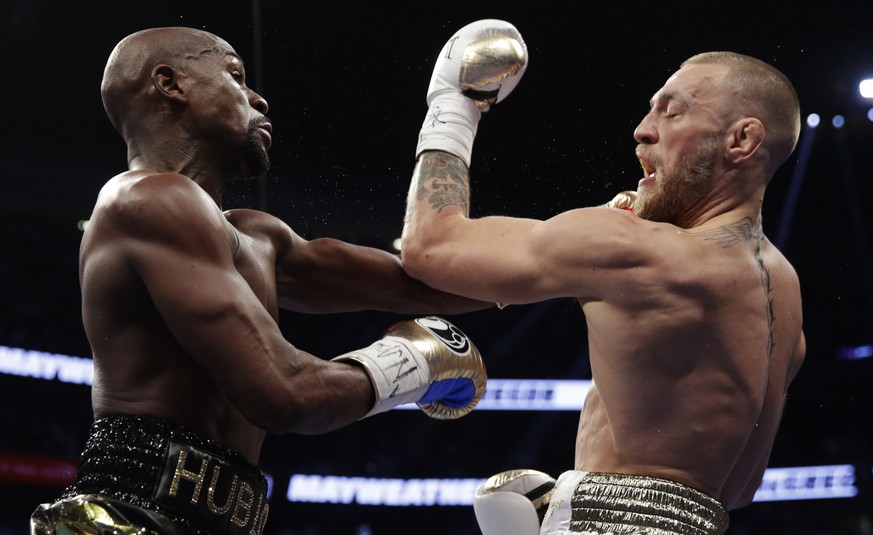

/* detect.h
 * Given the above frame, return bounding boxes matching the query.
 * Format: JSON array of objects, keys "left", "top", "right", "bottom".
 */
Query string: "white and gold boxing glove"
[
  {"left": 474, "top": 469, "right": 556, "bottom": 535},
  {"left": 332, "top": 316, "right": 486, "bottom": 419},
  {"left": 604, "top": 190, "right": 638, "bottom": 212},
  {"left": 416, "top": 19, "right": 528, "bottom": 167}
]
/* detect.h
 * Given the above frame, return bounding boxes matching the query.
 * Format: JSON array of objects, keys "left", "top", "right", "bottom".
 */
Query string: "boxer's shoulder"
[{"left": 223, "top": 208, "right": 291, "bottom": 250}]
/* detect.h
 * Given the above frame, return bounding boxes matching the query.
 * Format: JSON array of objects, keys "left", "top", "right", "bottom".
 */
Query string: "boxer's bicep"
[
  {"left": 530, "top": 207, "right": 651, "bottom": 301},
  {"left": 402, "top": 207, "right": 648, "bottom": 304},
  {"left": 402, "top": 212, "right": 548, "bottom": 303}
]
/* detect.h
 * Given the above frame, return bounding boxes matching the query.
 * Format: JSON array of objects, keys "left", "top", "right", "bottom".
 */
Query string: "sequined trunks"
[
  {"left": 30, "top": 414, "right": 269, "bottom": 535},
  {"left": 569, "top": 472, "right": 729, "bottom": 535}
]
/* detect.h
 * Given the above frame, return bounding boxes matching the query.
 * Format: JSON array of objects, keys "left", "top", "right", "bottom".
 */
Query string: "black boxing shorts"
[
  {"left": 30, "top": 414, "right": 269, "bottom": 535},
  {"left": 542, "top": 471, "right": 729, "bottom": 534}
]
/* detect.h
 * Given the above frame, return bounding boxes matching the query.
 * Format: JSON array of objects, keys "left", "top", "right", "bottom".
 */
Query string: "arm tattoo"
[
  {"left": 696, "top": 217, "right": 776, "bottom": 378},
  {"left": 414, "top": 152, "right": 471, "bottom": 215}
]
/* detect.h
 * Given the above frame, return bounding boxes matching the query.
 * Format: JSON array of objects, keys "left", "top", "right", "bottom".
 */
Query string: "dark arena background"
[{"left": 3, "top": 1, "right": 873, "bottom": 533}]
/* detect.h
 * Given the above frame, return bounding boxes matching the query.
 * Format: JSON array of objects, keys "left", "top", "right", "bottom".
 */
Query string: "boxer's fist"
[
  {"left": 416, "top": 19, "right": 528, "bottom": 167},
  {"left": 426, "top": 19, "right": 528, "bottom": 112},
  {"left": 333, "top": 317, "right": 486, "bottom": 419},
  {"left": 474, "top": 469, "right": 556, "bottom": 535},
  {"left": 605, "top": 190, "right": 638, "bottom": 212}
]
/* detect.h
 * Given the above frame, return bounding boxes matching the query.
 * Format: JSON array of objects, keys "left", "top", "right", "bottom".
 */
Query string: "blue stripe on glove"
[{"left": 419, "top": 378, "right": 476, "bottom": 407}]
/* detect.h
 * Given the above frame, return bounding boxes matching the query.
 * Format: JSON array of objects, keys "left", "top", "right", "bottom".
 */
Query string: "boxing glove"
[
  {"left": 416, "top": 19, "right": 528, "bottom": 167},
  {"left": 332, "top": 316, "right": 486, "bottom": 419},
  {"left": 474, "top": 469, "right": 556, "bottom": 535},
  {"left": 604, "top": 190, "right": 637, "bottom": 212}
]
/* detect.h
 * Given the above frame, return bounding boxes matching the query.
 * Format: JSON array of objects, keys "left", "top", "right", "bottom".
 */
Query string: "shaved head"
[
  {"left": 101, "top": 27, "right": 233, "bottom": 136},
  {"left": 681, "top": 51, "right": 801, "bottom": 175}
]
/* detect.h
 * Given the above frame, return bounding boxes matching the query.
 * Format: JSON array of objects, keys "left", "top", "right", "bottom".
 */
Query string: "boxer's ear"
[
  {"left": 726, "top": 117, "right": 764, "bottom": 165},
  {"left": 152, "top": 64, "right": 186, "bottom": 104}
]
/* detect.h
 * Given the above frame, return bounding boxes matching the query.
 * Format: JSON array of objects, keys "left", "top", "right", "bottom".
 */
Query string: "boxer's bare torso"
[
  {"left": 576, "top": 211, "right": 805, "bottom": 510},
  {"left": 81, "top": 170, "right": 288, "bottom": 462},
  {"left": 81, "top": 168, "right": 488, "bottom": 464}
]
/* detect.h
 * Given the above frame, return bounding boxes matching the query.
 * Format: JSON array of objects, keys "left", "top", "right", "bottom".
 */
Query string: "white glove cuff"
[
  {"left": 332, "top": 337, "right": 430, "bottom": 418},
  {"left": 474, "top": 486, "right": 541, "bottom": 535},
  {"left": 416, "top": 92, "right": 481, "bottom": 167}
]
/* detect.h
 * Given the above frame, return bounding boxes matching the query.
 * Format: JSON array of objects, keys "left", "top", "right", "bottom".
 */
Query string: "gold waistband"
[{"left": 570, "top": 472, "right": 729, "bottom": 535}]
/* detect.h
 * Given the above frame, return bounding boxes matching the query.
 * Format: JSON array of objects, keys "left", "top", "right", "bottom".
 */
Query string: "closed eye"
[{"left": 663, "top": 100, "right": 689, "bottom": 119}]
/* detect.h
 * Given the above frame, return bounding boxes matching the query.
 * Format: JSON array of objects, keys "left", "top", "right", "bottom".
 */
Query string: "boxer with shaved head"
[{"left": 31, "top": 26, "right": 491, "bottom": 534}]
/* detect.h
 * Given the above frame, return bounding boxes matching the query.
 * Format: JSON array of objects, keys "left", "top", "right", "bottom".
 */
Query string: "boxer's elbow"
[
  {"left": 244, "top": 388, "right": 344, "bottom": 436},
  {"left": 241, "top": 363, "right": 372, "bottom": 436},
  {"left": 401, "top": 214, "right": 466, "bottom": 283},
  {"left": 234, "top": 385, "right": 302, "bottom": 435},
  {"left": 400, "top": 239, "right": 444, "bottom": 287},
  {"left": 732, "top": 486, "right": 757, "bottom": 510}
]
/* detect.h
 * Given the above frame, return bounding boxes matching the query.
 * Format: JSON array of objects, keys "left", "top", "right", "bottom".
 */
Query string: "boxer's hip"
[
  {"left": 32, "top": 414, "right": 269, "bottom": 535},
  {"left": 544, "top": 470, "right": 728, "bottom": 535}
]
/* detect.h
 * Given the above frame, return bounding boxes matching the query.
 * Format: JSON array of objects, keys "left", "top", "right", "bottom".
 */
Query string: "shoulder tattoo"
[{"left": 694, "top": 217, "right": 758, "bottom": 247}]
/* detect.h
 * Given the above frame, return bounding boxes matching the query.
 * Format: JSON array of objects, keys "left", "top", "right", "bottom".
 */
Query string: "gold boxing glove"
[
  {"left": 31, "top": 494, "right": 177, "bottom": 535},
  {"left": 332, "top": 316, "right": 486, "bottom": 419}
]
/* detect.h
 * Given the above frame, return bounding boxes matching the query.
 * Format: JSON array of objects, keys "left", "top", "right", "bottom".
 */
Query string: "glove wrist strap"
[
  {"left": 416, "top": 92, "right": 481, "bottom": 167},
  {"left": 333, "top": 337, "right": 429, "bottom": 418}
]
